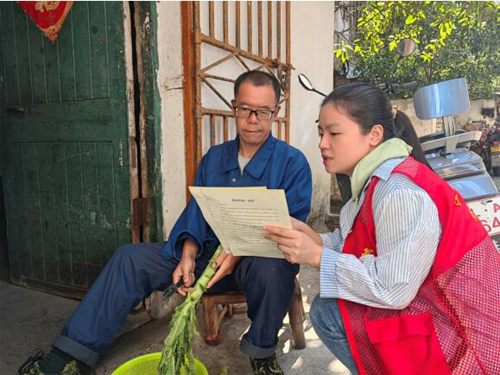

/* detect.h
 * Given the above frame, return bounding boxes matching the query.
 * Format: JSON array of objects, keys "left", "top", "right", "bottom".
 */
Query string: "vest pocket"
[{"left": 364, "top": 313, "right": 451, "bottom": 375}]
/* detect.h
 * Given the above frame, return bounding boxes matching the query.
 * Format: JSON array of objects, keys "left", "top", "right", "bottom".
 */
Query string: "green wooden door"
[{"left": 0, "top": 2, "right": 137, "bottom": 297}]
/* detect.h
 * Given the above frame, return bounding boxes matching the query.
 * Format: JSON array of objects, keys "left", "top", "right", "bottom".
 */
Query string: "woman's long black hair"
[{"left": 321, "top": 82, "right": 430, "bottom": 168}]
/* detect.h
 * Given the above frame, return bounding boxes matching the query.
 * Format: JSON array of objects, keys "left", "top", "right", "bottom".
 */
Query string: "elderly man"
[{"left": 23, "top": 70, "right": 312, "bottom": 375}]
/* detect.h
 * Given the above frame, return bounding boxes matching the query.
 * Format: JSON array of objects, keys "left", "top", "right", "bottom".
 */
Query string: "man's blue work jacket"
[{"left": 161, "top": 134, "right": 312, "bottom": 260}]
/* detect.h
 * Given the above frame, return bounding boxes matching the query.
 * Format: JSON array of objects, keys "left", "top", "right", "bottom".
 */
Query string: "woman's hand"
[
  {"left": 206, "top": 251, "right": 242, "bottom": 289},
  {"left": 263, "top": 225, "right": 323, "bottom": 268},
  {"left": 290, "top": 217, "right": 323, "bottom": 246}
]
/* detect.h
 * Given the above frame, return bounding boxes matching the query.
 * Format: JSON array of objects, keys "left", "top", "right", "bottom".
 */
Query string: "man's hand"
[
  {"left": 172, "top": 239, "right": 198, "bottom": 296},
  {"left": 207, "top": 251, "right": 242, "bottom": 289},
  {"left": 172, "top": 257, "right": 195, "bottom": 296},
  {"left": 263, "top": 225, "right": 323, "bottom": 268}
]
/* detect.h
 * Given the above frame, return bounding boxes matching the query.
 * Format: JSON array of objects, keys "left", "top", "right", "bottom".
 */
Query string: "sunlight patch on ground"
[
  {"left": 328, "top": 358, "right": 349, "bottom": 373},
  {"left": 237, "top": 324, "right": 250, "bottom": 341},
  {"left": 307, "top": 338, "right": 326, "bottom": 349},
  {"left": 291, "top": 356, "right": 304, "bottom": 369}
]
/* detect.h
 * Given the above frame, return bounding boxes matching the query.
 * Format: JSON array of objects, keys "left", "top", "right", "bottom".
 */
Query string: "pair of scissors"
[{"left": 163, "top": 279, "right": 184, "bottom": 299}]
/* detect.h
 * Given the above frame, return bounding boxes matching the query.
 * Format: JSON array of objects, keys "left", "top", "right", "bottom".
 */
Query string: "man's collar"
[{"left": 221, "top": 134, "right": 277, "bottom": 178}]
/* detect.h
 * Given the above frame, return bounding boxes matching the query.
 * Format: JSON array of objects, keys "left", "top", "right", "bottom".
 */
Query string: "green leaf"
[
  {"left": 445, "top": 22, "right": 452, "bottom": 34},
  {"left": 406, "top": 15, "right": 417, "bottom": 24},
  {"left": 421, "top": 52, "right": 433, "bottom": 63},
  {"left": 424, "top": 44, "right": 436, "bottom": 52}
]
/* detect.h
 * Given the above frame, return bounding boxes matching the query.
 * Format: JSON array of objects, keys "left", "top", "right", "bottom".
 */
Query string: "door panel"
[{"left": 0, "top": 2, "right": 136, "bottom": 297}]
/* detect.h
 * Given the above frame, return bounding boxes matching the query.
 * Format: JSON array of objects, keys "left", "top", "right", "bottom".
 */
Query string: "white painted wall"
[
  {"left": 289, "top": 2, "right": 334, "bottom": 228},
  {"left": 392, "top": 98, "right": 436, "bottom": 137},
  {"left": 455, "top": 99, "right": 497, "bottom": 128},
  {"left": 156, "top": 2, "right": 187, "bottom": 238}
]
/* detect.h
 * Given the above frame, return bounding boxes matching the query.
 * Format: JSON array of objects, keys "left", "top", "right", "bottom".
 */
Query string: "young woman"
[{"left": 264, "top": 83, "right": 500, "bottom": 375}]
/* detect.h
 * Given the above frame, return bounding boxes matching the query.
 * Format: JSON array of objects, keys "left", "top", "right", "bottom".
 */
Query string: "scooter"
[
  {"left": 413, "top": 78, "right": 497, "bottom": 201},
  {"left": 375, "top": 40, "right": 496, "bottom": 202},
  {"left": 412, "top": 76, "right": 500, "bottom": 242},
  {"left": 298, "top": 39, "right": 500, "bottom": 240}
]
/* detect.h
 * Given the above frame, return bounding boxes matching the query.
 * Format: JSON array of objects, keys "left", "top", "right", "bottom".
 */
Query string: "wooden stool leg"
[
  {"left": 202, "top": 295, "right": 222, "bottom": 346},
  {"left": 288, "top": 278, "right": 306, "bottom": 349}
]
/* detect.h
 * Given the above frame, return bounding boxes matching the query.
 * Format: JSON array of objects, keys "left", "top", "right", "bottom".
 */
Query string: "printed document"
[{"left": 189, "top": 186, "right": 291, "bottom": 258}]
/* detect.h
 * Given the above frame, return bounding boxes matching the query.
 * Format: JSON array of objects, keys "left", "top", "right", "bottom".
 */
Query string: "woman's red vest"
[{"left": 339, "top": 157, "right": 500, "bottom": 375}]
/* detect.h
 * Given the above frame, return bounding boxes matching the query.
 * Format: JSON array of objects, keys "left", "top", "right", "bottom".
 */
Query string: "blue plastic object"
[{"left": 413, "top": 78, "right": 471, "bottom": 120}]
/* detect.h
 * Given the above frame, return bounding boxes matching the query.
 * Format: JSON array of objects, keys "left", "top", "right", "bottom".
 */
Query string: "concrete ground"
[{"left": 0, "top": 263, "right": 349, "bottom": 375}]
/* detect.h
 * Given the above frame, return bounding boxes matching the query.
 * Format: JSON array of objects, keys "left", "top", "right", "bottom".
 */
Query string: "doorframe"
[
  {"left": 124, "top": 1, "right": 141, "bottom": 244},
  {"left": 130, "top": 1, "right": 164, "bottom": 243},
  {"left": 181, "top": 2, "right": 196, "bottom": 199}
]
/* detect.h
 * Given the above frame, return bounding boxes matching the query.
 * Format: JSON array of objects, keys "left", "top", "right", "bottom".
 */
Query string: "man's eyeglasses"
[{"left": 234, "top": 106, "right": 275, "bottom": 120}]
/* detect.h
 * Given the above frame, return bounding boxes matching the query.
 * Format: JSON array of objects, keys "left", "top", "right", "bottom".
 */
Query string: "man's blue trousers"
[{"left": 52, "top": 242, "right": 299, "bottom": 368}]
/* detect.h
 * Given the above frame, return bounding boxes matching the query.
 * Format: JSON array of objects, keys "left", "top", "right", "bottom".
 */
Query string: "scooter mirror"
[
  {"left": 396, "top": 38, "right": 417, "bottom": 57},
  {"left": 298, "top": 73, "right": 327, "bottom": 97},
  {"left": 298, "top": 74, "right": 314, "bottom": 91}
]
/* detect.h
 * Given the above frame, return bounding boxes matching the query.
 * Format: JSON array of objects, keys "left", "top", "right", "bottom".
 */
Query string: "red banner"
[{"left": 18, "top": 1, "right": 73, "bottom": 42}]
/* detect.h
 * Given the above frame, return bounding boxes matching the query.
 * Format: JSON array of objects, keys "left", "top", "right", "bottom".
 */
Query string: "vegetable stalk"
[{"left": 158, "top": 245, "right": 223, "bottom": 375}]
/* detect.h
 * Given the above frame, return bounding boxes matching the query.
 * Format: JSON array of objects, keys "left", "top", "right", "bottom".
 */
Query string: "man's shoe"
[
  {"left": 18, "top": 350, "right": 81, "bottom": 375},
  {"left": 250, "top": 353, "right": 284, "bottom": 375}
]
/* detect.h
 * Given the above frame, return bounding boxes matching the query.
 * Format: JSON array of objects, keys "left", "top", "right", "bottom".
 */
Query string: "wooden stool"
[{"left": 201, "top": 276, "right": 306, "bottom": 349}]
